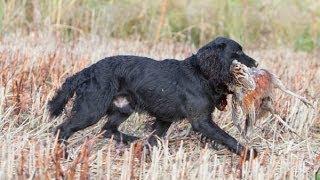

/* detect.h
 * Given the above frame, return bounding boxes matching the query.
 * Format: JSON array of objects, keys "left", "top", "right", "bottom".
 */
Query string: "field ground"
[{"left": 0, "top": 33, "right": 319, "bottom": 179}]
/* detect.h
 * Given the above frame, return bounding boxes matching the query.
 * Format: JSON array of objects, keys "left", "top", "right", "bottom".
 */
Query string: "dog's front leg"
[{"left": 190, "top": 116, "right": 257, "bottom": 159}]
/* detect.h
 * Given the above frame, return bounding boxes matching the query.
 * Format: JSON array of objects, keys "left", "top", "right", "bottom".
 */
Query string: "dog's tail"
[{"left": 48, "top": 66, "right": 92, "bottom": 118}]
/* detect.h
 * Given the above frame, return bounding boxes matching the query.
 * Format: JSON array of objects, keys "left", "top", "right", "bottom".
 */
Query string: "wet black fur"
[{"left": 48, "top": 37, "right": 258, "bottom": 157}]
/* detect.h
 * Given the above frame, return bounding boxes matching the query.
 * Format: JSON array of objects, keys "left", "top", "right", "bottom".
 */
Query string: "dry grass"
[{"left": 0, "top": 32, "right": 319, "bottom": 179}]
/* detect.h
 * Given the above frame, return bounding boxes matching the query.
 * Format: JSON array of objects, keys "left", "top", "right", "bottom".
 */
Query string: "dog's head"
[
  {"left": 212, "top": 37, "right": 258, "bottom": 68},
  {"left": 196, "top": 36, "right": 258, "bottom": 84},
  {"left": 197, "top": 37, "right": 258, "bottom": 69}
]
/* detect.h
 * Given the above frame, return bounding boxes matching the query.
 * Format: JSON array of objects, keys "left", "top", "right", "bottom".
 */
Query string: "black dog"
[{"left": 48, "top": 37, "right": 258, "bottom": 157}]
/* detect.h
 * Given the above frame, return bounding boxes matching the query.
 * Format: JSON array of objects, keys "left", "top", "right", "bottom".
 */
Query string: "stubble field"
[{"left": 0, "top": 33, "right": 319, "bottom": 179}]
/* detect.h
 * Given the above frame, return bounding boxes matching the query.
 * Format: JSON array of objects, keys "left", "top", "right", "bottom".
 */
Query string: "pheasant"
[{"left": 228, "top": 60, "right": 313, "bottom": 140}]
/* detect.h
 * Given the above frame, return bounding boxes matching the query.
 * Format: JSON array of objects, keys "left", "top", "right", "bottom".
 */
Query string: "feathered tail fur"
[{"left": 47, "top": 66, "right": 92, "bottom": 117}]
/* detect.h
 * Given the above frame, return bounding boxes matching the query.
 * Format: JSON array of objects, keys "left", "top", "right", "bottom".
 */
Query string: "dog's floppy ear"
[
  {"left": 216, "top": 42, "right": 226, "bottom": 50},
  {"left": 196, "top": 43, "right": 223, "bottom": 61},
  {"left": 212, "top": 36, "right": 228, "bottom": 49},
  {"left": 195, "top": 39, "right": 231, "bottom": 84}
]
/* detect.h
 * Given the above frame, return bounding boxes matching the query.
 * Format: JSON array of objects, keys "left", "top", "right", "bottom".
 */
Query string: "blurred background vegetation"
[{"left": 0, "top": 0, "right": 319, "bottom": 51}]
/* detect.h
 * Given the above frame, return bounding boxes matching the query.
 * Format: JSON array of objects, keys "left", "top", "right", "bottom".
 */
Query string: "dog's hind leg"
[
  {"left": 55, "top": 81, "right": 116, "bottom": 142},
  {"left": 146, "top": 120, "right": 172, "bottom": 146},
  {"left": 102, "top": 109, "right": 138, "bottom": 144},
  {"left": 56, "top": 100, "right": 104, "bottom": 141},
  {"left": 55, "top": 96, "right": 107, "bottom": 142}
]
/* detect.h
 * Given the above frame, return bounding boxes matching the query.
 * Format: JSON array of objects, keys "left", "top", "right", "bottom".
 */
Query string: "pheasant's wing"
[{"left": 237, "top": 72, "right": 256, "bottom": 91}]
